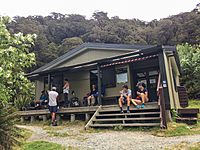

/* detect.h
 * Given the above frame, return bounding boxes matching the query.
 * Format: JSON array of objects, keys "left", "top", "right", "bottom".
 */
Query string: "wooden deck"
[{"left": 18, "top": 102, "right": 159, "bottom": 123}]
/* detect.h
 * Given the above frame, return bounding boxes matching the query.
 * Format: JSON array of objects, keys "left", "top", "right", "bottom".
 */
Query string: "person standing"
[
  {"left": 63, "top": 78, "right": 70, "bottom": 107},
  {"left": 48, "top": 87, "right": 59, "bottom": 126}
]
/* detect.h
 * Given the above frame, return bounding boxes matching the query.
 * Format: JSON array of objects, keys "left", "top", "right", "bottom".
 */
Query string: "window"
[
  {"left": 102, "top": 66, "right": 116, "bottom": 88},
  {"left": 116, "top": 67, "right": 128, "bottom": 84}
]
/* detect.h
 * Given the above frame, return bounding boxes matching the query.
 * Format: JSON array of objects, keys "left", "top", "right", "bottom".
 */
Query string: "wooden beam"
[
  {"left": 85, "top": 105, "right": 102, "bottom": 130},
  {"left": 48, "top": 74, "right": 51, "bottom": 90},
  {"left": 158, "top": 50, "right": 170, "bottom": 110},
  {"left": 97, "top": 65, "right": 102, "bottom": 105},
  {"left": 159, "top": 87, "right": 167, "bottom": 129}
]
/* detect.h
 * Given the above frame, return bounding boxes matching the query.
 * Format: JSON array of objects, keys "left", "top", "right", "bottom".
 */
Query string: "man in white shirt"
[
  {"left": 48, "top": 87, "right": 59, "bottom": 126},
  {"left": 118, "top": 85, "right": 132, "bottom": 113}
]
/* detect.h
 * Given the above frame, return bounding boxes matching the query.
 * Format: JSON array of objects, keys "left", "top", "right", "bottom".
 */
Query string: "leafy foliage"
[
  {"left": 177, "top": 44, "right": 200, "bottom": 98},
  {"left": 0, "top": 17, "right": 36, "bottom": 149},
  {"left": 6, "top": 11, "right": 200, "bottom": 70}
]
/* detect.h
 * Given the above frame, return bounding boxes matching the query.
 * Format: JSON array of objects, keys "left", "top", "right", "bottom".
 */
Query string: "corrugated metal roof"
[{"left": 31, "top": 43, "right": 157, "bottom": 74}]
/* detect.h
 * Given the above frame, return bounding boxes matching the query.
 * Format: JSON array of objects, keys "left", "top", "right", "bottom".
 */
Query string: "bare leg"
[
  {"left": 118, "top": 97, "right": 123, "bottom": 107},
  {"left": 144, "top": 95, "right": 149, "bottom": 103},
  {"left": 91, "top": 96, "right": 95, "bottom": 106},
  {"left": 87, "top": 96, "right": 91, "bottom": 106},
  {"left": 140, "top": 93, "right": 145, "bottom": 104},
  {"left": 52, "top": 112, "right": 56, "bottom": 123},
  {"left": 132, "top": 99, "right": 142, "bottom": 105},
  {"left": 127, "top": 96, "right": 131, "bottom": 112},
  {"left": 118, "top": 97, "right": 124, "bottom": 112}
]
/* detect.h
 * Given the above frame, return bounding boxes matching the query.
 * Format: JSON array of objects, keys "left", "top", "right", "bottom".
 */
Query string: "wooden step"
[
  {"left": 93, "top": 117, "right": 160, "bottom": 122},
  {"left": 100, "top": 107, "right": 159, "bottom": 113},
  {"left": 90, "top": 123, "right": 160, "bottom": 127},
  {"left": 176, "top": 117, "right": 198, "bottom": 121},
  {"left": 178, "top": 108, "right": 199, "bottom": 115},
  {"left": 96, "top": 111, "right": 160, "bottom": 117}
]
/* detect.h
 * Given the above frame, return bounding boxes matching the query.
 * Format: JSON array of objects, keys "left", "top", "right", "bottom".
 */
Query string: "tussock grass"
[
  {"left": 165, "top": 142, "right": 200, "bottom": 150},
  {"left": 21, "top": 141, "right": 65, "bottom": 150}
]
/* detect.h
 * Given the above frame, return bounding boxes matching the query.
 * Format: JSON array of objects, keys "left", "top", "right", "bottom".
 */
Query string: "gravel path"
[{"left": 17, "top": 125, "right": 200, "bottom": 150}]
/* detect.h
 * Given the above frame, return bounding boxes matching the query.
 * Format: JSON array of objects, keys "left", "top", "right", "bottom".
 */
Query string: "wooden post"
[
  {"left": 48, "top": 74, "right": 51, "bottom": 90},
  {"left": 85, "top": 113, "right": 90, "bottom": 121},
  {"left": 70, "top": 114, "right": 75, "bottom": 122},
  {"left": 159, "top": 87, "right": 167, "bottom": 129},
  {"left": 158, "top": 49, "right": 170, "bottom": 110},
  {"left": 21, "top": 117, "right": 25, "bottom": 123},
  {"left": 42, "top": 115, "right": 47, "bottom": 122},
  {"left": 30, "top": 116, "right": 35, "bottom": 123},
  {"left": 97, "top": 65, "right": 102, "bottom": 105}
]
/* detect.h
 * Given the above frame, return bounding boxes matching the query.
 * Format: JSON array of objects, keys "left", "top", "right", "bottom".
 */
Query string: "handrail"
[
  {"left": 85, "top": 105, "right": 102, "bottom": 130},
  {"left": 159, "top": 87, "right": 167, "bottom": 129}
]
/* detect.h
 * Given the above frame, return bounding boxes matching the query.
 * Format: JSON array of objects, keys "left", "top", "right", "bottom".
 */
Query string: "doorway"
[{"left": 130, "top": 58, "right": 160, "bottom": 102}]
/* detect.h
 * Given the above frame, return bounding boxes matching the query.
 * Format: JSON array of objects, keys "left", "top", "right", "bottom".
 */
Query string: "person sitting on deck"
[
  {"left": 39, "top": 90, "right": 48, "bottom": 105},
  {"left": 48, "top": 87, "right": 59, "bottom": 126},
  {"left": 87, "top": 84, "right": 98, "bottom": 106},
  {"left": 131, "top": 82, "right": 149, "bottom": 108},
  {"left": 118, "top": 85, "right": 131, "bottom": 113}
]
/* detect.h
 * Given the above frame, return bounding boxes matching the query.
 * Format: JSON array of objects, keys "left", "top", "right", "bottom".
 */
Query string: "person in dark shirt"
[
  {"left": 131, "top": 82, "right": 149, "bottom": 108},
  {"left": 87, "top": 84, "right": 98, "bottom": 106}
]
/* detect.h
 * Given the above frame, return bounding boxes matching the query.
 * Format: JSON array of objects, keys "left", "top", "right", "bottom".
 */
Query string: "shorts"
[
  {"left": 49, "top": 106, "right": 58, "bottom": 113},
  {"left": 122, "top": 96, "right": 128, "bottom": 103},
  {"left": 136, "top": 96, "right": 142, "bottom": 101}
]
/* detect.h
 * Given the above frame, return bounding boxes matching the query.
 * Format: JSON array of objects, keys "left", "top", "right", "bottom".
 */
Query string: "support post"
[
  {"left": 30, "top": 116, "right": 35, "bottom": 123},
  {"left": 97, "top": 65, "right": 102, "bottom": 105},
  {"left": 85, "top": 113, "right": 90, "bottom": 121},
  {"left": 42, "top": 115, "right": 47, "bottom": 122},
  {"left": 70, "top": 114, "right": 75, "bottom": 122},
  {"left": 158, "top": 49, "right": 170, "bottom": 110},
  {"left": 48, "top": 74, "right": 51, "bottom": 90},
  {"left": 21, "top": 117, "right": 25, "bottom": 123}
]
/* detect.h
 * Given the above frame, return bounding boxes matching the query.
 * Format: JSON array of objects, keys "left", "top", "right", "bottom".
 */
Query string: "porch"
[{"left": 19, "top": 102, "right": 161, "bottom": 128}]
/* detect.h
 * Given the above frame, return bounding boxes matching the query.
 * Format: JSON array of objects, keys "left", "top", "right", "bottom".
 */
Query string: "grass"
[
  {"left": 46, "top": 131, "right": 71, "bottom": 137},
  {"left": 188, "top": 99, "right": 200, "bottom": 109},
  {"left": 154, "top": 122, "right": 200, "bottom": 137},
  {"left": 165, "top": 142, "right": 200, "bottom": 150},
  {"left": 21, "top": 141, "right": 65, "bottom": 150}
]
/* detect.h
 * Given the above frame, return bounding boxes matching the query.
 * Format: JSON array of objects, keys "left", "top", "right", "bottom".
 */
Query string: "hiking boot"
[
  {"left": 141, "top": 103, "right": 145, "bottom": 108},
  {"left": 135, "top": 105, "right": 140, "bottom": 109}
]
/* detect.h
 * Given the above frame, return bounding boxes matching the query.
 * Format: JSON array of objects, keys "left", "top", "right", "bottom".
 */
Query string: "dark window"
[{"left": 102, "top": 66, "right": 116, "bottom": 88}]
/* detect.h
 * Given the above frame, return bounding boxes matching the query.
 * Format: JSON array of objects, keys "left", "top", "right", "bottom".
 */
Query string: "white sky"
[{"left": 0, "top": 0, "right": 199, "bottom": 21}]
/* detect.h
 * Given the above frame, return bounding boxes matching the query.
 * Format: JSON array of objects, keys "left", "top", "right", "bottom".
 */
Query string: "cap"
[{"left": 52, "top": 87, "right": 57, "bottom": 90}]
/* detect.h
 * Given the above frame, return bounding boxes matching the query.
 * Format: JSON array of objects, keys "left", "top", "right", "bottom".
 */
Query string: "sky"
[{"left": 0, "top": 0, "right": 199, "bottom": 21}]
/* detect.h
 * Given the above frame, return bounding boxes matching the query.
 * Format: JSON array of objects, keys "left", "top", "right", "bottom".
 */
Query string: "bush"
[
  {"left": 177, "top": 44, "right": 200, "bottom": 99},
  {"left": 0, "top": 103, "right": 19, "bottom": 150}
]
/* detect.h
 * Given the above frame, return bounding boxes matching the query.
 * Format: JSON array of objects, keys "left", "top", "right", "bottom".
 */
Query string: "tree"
[
  {"left": 177, "top": 44, "right": 200, "bottom": 98},
  {"left": 0, "top": 16, "right": 36, "bottom": 149},
  {"left": 58, "top": 37, "right": 83, "bottom": 56}
]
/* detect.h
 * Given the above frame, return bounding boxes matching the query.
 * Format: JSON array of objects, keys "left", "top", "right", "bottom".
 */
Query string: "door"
[{"left": 133, "top": 68, "right": 159, "bottom": 102}]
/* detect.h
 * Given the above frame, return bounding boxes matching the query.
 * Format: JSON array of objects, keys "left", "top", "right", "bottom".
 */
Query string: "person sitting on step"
[
  {"left": 131, "top": 82, "right": 149, "bottom": 109},
  {"left": 118, "top": 85, "right": 132, "bottom": 113}
]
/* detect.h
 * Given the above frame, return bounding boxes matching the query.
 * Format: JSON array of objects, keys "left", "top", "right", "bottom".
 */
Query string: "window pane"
[{"left": 117, "top": 73, "right": 128, "bottom": 83}]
